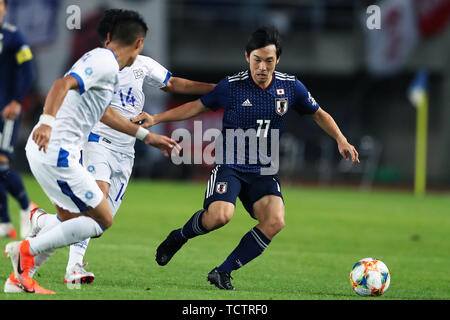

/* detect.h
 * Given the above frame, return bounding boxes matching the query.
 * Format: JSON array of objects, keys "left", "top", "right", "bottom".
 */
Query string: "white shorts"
[
  {"left": 81, "top": 141, "right": 134, "bottom": 216},
  {"left": 26, "top": 145, "right": 104, "bottom": 214}
]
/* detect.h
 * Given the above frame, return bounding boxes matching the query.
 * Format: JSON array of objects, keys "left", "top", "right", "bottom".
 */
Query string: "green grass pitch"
[{"left": 0, "top": 175, "right": 449, "bottom": 300}]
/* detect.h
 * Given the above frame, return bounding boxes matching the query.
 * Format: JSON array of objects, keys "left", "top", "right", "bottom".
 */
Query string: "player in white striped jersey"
[
  {"left": 4, "top": 9, "right": 180, "bottom": 294},
  {"left": 12, "top": 9, "right": 216, "bottom": 287}
]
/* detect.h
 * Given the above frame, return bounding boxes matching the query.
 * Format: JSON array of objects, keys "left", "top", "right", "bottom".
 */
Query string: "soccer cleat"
[
  {"left": 3, "top": 273, "right": 55, "bottom": 294},
  {"left": 155, "top": 229, "right": 186, "bottom": 266},
  {"left": 20, "top": 202, "right": 38, "bottom": 239},
  {"left": 207, "top": 268, "right": 236, "bottom": 290},
  {"left": 4, "top": 240, "right": 36, "bottom": 293},
  {"left": 63, "top": 262, "right": 95, "bottom": 284},
  {"left": 0, "top": 223, "right": 17, "bottom": 239},
  {"left": 4, "top": 273, "right": 24, "bottom": 293},
  {"left": 29, "top": 207, "right": 47, "bottom": 237}
]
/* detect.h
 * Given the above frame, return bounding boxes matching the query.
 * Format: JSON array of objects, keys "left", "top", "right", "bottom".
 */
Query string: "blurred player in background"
[
  {"left": 4, "top": 9, "right": 179, "bottom": 294},
  {"left": 0, "top": 0, "right": 37, "bottom": 239},
  {"left": 34, "top": 8, "right": 215, "bottom": 286},
  {"left": 134, "top": 26, "right": 359, "bottom": 290}
]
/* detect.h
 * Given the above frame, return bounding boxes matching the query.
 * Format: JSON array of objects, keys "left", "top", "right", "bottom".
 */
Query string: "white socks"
[
  {"left": 29, "top": 216, "right": 103, "bottom": 255},
  {"left": 26, "top": 213, "right": 61, "bottom": 277},
  {"left": 36, "top": 212, "right": 93, "bottom": 272},
  {"left": 67, "top": 238, "right": 91, "bottom": 272},
  {"left": 36, "top": 213, "right": 61, "bottom": 234}
]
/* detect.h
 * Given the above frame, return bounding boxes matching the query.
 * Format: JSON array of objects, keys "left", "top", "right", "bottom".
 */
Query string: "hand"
[
  {"left": 131, "top": 112, "right": 156, "bottom": 128},
  {"left": 2, "top": 101, "right": 21, "bottom": 121},
  {"left": 337, "top": 138, "right": 360, "bottom": 164},
  {"left": 143, "top": 132, "right": 181, "bottom": 158},
  {"left": 32, "top": 124, "right": 52, "bottom": 153}
]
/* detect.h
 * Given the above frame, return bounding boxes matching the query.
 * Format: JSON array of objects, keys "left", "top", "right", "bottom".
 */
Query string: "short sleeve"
[
  {"left": 293, "top": 79, "right": 319, "bottom": 115},
  {"left": 66, "top": 49, "right": 118, "bottom": 94},
  {"left": 200, "top": 78, "right": 229, "bottom": 111},
  {"left": 141, "top": 56, "right": 172, "bottom": 88}
]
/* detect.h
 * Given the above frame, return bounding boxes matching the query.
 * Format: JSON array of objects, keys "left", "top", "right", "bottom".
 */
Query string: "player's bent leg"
[
  {"left": 155, "top": 209, "right": 206, "bottom": 266},
  {"left": 252, "top": 195, "right": 285, "bottom": 240},
  {"left": 7, "top": 202, "right": 108, "bottom": 292},
  {"left": 155, "top": 202, "right": 235, "bottom": 266},
  {"left": 202, "top": 201, "right": 235, "bottom": 231},
  {"left": 84, "top": 197, "right": 114, "bottom": 231},
  {"left": 25, "top": 199, "right": 110, "bottom": 258},
  {"left": 208, "top": 196, "right": 283, "bottom": 290},
  {"left": 157, "top": 166, "right": 240, "bottom": 267},
  {"left": 0, "top": 160, "right": 17, "bottom": 239},
  {"left": 64, "top": 180, "right": 109, "bottom": 284},
  {"left": 0, "top": 157, "right": 35, "bottom": 239}
]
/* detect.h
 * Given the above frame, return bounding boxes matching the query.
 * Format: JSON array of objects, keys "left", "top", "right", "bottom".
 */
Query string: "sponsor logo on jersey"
[
  {"left": 242, "top": 99, "right": 253, "bottom": 107},
  {"left": 275, "top": 98, "right": 288, "bottom": 115}
]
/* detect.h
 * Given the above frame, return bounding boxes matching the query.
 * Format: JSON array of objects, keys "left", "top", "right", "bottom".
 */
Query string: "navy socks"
[
  {"left": 172, "top": 210, "right": 271, "bottom": 274},
  {"left": 217, "top": 227, "right": 271, "bottom": 273},
  {"left": 173, "top": 209, "right": 209, "bottom": 243},
  {"left": 0, "top": 163, "right": 30, "bottom": 210},
  {"left": 0, "top": 182, "right": 9, "bottom": 223}
]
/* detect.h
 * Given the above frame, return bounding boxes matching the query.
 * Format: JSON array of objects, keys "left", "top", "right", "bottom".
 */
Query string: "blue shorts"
[
  {"left": 203, "top": 165, "right": 283, "bottom": 219},
  {"left": 0, "top": 115, "right": 21, "bottom": 161}
]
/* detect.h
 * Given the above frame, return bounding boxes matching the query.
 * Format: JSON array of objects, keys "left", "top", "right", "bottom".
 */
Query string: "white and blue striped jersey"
[
  {"left": 89, "top": 55, "right": 172, "bottom": 156},
  {"left": 26, "top": 47, "right": 119, "bottom": 167}
]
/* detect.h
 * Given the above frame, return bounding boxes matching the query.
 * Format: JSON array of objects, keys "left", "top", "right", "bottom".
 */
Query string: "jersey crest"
[
  {"left": 133, "top": 68, "right": 145, "bottom": 80},
  {"left": 275, "top": 98, "right": 288, "bottom": 116},
  {"left": 216, "top": 182, "right": 228, "bottom": 194}
]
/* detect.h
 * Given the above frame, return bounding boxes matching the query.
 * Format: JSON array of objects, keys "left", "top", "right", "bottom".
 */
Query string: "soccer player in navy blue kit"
[
  {"left": 134, "top": 27, "right": 359, "bottom": 290},
  {"left": 0, "top": 0, "right": 37, "bottom": 239}
]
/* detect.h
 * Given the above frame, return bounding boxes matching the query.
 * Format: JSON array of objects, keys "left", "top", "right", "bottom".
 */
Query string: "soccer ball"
[{"left": 349, "top": 257, "right": 390, "bottom": 296}]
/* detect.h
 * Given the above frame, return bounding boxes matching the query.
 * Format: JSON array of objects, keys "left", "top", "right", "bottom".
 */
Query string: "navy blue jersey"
[
  {"left": 0, "top": 22, "right": 35, "bottom": 110},
  {"left": 200, "top": 70, "right": 319, "bottom": 173}
]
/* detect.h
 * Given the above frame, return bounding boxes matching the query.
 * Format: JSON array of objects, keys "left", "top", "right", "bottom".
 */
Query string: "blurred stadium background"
[{"left": 4, "top": 0, "right": 450, "bottom": 192}]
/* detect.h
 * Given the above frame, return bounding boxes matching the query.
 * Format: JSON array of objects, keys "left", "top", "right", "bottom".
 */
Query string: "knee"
[
  {"left": 84, "top": 210, "right": 113, "bottom": 231},
  {"left": 267, "top": 215, "right": 285, "bottom": 234},
  {"left": 101, "top": 214, "right": 114, "bottom": 230},
  {"left": 57, "top": 207, "right": 77, "bottom": 221},
  {"left": 215, "top": 209, "right": 233, "bottom": 227},
  {"left": 208, "top": 207, "right": 233, "bottom": 228},
  {"left": 90, "top": 215, "right": 112, "bottom": 239},
  {"left": 258, "top": 211, "right": 285, "bottom": 239}
]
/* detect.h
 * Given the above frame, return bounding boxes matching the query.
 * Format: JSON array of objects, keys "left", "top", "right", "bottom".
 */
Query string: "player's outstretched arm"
[
  {"left": 33, "top": 75, "right": 79, "bottom": 152},
  {"left": 311, "top": 107, "right": 360, "bottom": 164},
  {"left": 162, "top": 77, "right": 216, "bottom": 95},
  {"left": 101, "top": 106, "right": 180, "bottom": 157},
  {"left": 131, "top": 98, "right": 208, "bottom": 128}
]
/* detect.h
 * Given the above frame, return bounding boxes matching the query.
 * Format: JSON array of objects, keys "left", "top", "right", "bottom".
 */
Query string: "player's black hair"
[
  {"left": 4, "top": 0, "right": 7, "bottom": 7},
  {"left": 97, "top": 9, "right": 148, "bottom": 46},
  {"left": 97, "top": 9, "right": 121, "bottom": 44},
  {"left": 245, "top": 26, "right": 282, "bottom": 58}
]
